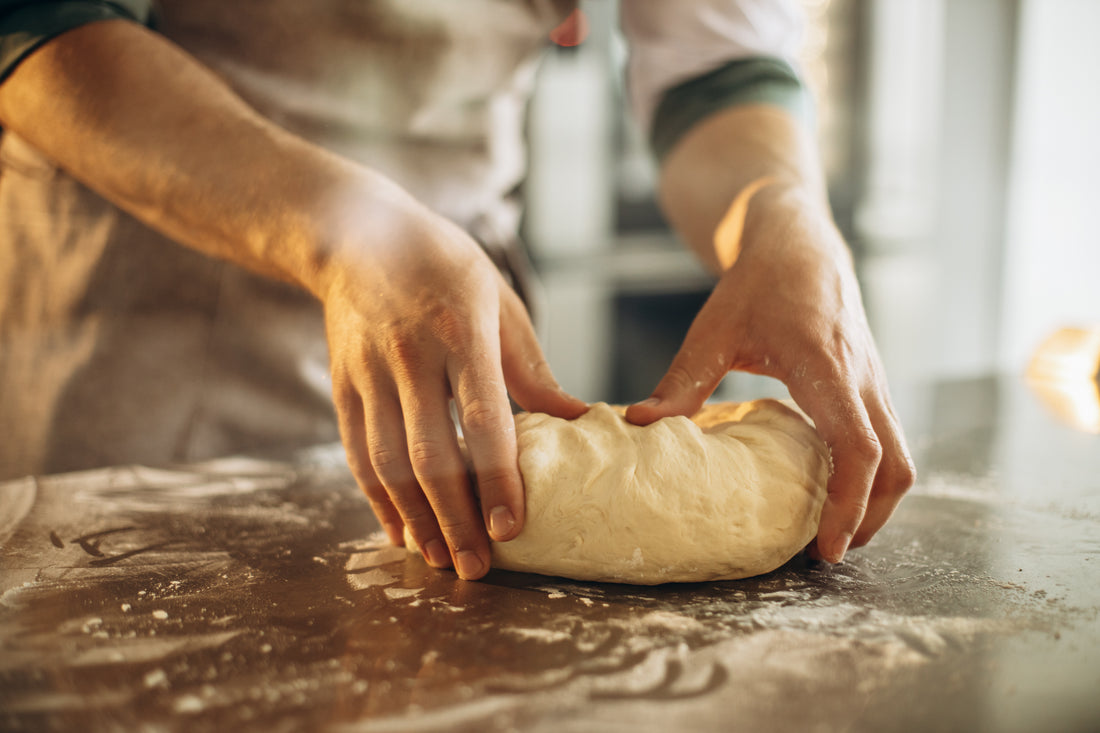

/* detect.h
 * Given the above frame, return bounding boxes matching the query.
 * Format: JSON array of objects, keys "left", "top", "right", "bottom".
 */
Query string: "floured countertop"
[{"left": 1, "top": 375, "right": 1098, "bottom": 732}]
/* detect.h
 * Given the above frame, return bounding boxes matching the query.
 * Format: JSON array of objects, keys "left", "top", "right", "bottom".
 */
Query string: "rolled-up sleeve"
[
  {"left": 620, "top": 0, "right": 809, "bottom": 160},
  {"left": 0, "top": 0, "right": 153, "bottom": 83}
]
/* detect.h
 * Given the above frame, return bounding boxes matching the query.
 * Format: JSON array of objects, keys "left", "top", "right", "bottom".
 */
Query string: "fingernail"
[
  {"left": 829, "top": 533, "right": 853, "bottom": 564},
  {"left": 455, "top": 550, "right": 485, "bottom": 579},
  {"left": 489, "top": 505, "right": 516, "bottom": 539},
  {"left": 422, "top": 539, "right": 450, "bottom": 568},
  {"left": 636, "top": 397, "right": 661, "bottom": 408}
]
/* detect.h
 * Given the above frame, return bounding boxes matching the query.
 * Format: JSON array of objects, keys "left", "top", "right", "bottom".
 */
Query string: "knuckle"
[
  {"left": 391, "top": 502, "right": 441, "bottom": 543},
  {"left": 473, "top": 465, "right": 518, "bottom": 496},
  {"left": 407, "top": 443, "right": 470, "bottom": 495},
  {"left": 436, "top": 515, "right": 481, "bottom": 545},
  {"left": 847, "top": 430, "right": 883, "bottom": 464},
  {"left": 430, "top": 305, "right": 471, "bottom": 346},
  {"left": 886, "top": 454, "right": 918, "bottom": 496},
  {"left": 400, "top": 502, "right": 438, "bottom": 531},
  {"left": 368, "top": 442, "right": 410, "bottom": 487},
  {"left": 901, "top": 457, "right": 918, "bottom": 488},
  {"left": 385, "top": 331, "right": 425, "bottom": 373},
  {"left": 407, "top": 438, "right": 450, "bottom": 475},
  {"left": 461, "top": 399, "right": 511, "bottom": 436}
]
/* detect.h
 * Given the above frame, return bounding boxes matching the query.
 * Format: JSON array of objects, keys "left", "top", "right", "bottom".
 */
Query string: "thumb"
[
  {"left": 499, "top": 289, "right": 588, "bottom": 418},
  {"left": 625, "top": 296, "right": 733, "bottom": 426}
]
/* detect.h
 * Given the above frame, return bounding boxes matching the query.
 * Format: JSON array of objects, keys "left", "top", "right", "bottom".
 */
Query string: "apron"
[{"left": 0, "top": 0, "right": 575, "bottom": 479}]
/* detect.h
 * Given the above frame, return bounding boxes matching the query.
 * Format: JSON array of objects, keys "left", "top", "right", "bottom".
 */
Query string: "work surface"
[{"left": 2, "top": 376, "right": 1098, "bottom": 732}]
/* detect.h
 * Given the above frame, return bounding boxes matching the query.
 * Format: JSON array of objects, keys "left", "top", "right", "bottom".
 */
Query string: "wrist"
[
  {"left": 734, "top": 181, "right": 848, "bottom": 267},
  {"left": 282, "top": 160, "right": 429, "bottom": 301}
]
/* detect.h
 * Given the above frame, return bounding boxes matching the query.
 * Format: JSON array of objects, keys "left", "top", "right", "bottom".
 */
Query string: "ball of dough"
[{"left": 493, "top": 400, "right": 830, "bottom": 584}]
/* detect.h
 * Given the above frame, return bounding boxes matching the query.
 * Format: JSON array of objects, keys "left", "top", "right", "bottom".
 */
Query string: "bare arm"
[
  {"left": 0, "top": 20, "right": 354, "bottom": 288},
  {"left": 0, "top": 20, "right": 585, "bottom": 578},
  {"left": 625, "top": 104, "right": 916, "bottom": 562}
]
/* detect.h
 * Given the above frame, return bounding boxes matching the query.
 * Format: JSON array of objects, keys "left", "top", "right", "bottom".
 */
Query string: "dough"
[{"left": 492, "top": 400, "right": 830, "bottom": 584}]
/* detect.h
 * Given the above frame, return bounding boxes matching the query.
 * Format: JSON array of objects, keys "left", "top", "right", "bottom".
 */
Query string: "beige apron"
[{"left": 0, "top": 0, "right": 574, "bottom": 479}]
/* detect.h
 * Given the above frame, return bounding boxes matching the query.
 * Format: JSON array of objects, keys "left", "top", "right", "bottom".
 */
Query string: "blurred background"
[{"left": 521, "top": 0, "right": 1100, "bottom": 438}]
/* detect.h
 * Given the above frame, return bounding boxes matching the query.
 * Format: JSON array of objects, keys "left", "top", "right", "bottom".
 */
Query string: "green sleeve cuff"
[
  {"left": 650, "top": 56, "right": 809, "bottom": 162},
  {"left": 0, "top": 0, "right": 153, "bottom": 83}
]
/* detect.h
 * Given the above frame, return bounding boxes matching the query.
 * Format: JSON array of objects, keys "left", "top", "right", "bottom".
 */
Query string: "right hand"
[{"left": 321, "top": 199, "right": 586, "bottom": 580}]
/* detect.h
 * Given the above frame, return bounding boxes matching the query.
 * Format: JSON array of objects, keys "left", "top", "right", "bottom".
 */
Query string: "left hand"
[{"left": 624, "top": 189, "right": 916, "bottom": 563}]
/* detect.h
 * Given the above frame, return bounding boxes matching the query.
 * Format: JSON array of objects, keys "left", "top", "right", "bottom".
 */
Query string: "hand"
[
  {"left": 321, "top": 199, "right": 586, "bottom": 579},
  {"left": 625, "top": 191, "right": 915, "bottom": 563}
]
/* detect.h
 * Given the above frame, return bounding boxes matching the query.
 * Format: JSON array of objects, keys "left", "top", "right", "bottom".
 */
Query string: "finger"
[
  {"left": 448, "top": 321, "right": 527, "bottom": 545},
  {"left": 790, "top": 377, "right": 882, "bottom": 564},
  {"left": 394, "top": 370, "right": 490, "bottom": 580},
  {"left": 360, "top": 379, "right": 452, "bottom": 570},
  {"left": 332, "top": 376, "right": 405, "bottom": 546},
  {"left": 624, "top": 291, "right": 733, "bottom": 426},
  {"left": 499, "top": 287, "right": 587, "bottom": 418},
  {"left": 849, "top": 386, "right": 916, "bottom": 548}
]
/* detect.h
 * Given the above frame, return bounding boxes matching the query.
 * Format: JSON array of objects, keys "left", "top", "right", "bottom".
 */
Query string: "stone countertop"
[{"left": 1, "top": 375, "right": 1098, "bottom": 732}]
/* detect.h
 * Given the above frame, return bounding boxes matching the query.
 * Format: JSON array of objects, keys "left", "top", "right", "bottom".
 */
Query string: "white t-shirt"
[{"left": 621, "top": 0, "right": 804, "bottom": 134}]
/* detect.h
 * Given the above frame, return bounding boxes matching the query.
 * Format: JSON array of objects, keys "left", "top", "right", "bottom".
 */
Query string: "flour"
[
  {"left": 503, "top": 627, "right": 575, "bottom": 643},
  {"left": 384, "top": 587, "right": 421, "bottom": 600}
]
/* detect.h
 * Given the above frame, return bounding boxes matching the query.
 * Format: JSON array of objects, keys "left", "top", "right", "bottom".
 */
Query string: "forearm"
[
  {"left": 657, "top": 104, "right": 834, "bottom": 274},
  {"left": 0, "top": 19, "right": 410, "bottom": 296}
]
